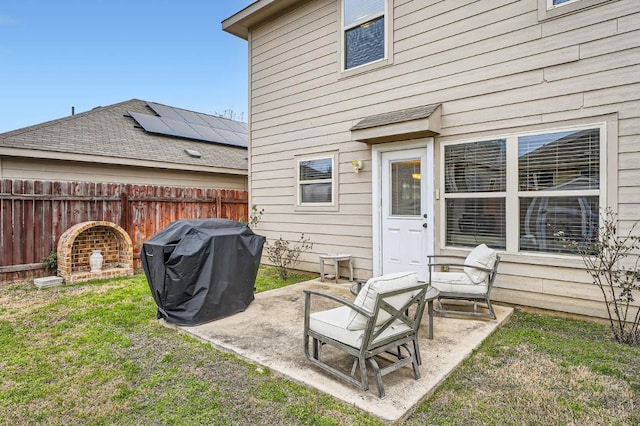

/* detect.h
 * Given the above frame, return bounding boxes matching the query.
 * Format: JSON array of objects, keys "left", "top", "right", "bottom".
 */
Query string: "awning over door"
[{"left": 351, "top": 104, "right": 441, "bottom": 144}]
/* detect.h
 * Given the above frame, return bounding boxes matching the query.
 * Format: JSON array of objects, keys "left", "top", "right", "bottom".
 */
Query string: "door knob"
[{"left": 422, "top": 223, "right": 428, "bottom": 228}]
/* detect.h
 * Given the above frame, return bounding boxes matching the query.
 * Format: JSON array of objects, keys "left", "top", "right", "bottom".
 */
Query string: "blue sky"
[{"left": 0, "top": 1, "right": 254, "bottom": 133}]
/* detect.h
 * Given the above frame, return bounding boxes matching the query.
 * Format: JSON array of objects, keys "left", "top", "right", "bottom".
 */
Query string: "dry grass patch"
[
  {"left": 472, "top": 346, "right": 632, "bottom": 423},
  {"left": 408, "top": 312, "right": 640, "bottom": 426}
]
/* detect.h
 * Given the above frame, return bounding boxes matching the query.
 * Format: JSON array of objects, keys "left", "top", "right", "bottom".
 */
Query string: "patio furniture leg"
[
  {"left": 368, "top": 357, "right": 385, "bottom": 398},
  {"left": 486, "top": 297, "right": 496, "bottom": 319},
  {"left": 359, "top": 356, "right": 369, "bottom": 391},
  {"left": 410, "top": 345, "right": 420, "bottom": 380},
  {"left": 428, "top": 299, "right": 434, "bottom": 340}
]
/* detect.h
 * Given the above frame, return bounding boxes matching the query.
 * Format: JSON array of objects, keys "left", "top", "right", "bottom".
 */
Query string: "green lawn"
[{"left": 1, "top": 268, "right": 638, "bottom": 425}]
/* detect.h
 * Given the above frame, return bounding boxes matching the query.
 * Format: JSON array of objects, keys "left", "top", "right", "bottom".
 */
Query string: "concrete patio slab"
[{"left": 169, "top": 279, "right": 513, "bottom": 424}]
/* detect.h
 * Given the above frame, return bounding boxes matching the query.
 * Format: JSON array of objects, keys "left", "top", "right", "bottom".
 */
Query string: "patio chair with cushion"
[
  {"left": 303, "top": 271, "right": 429, "bottom": 398},
  {"left": 428, "top": 244, "right": 500, "bottom": 319}
]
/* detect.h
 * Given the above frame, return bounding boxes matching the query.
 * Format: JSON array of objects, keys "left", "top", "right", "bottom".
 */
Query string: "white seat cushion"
[
  {"left": 309, "top": 306, "right": 412, "bottom": 349},
  {"left": 346, "top": 271, "right": 418, "bottom": 331},
  {"left": 430, "top": 272, "right": 488, "bottom": 295},
  {"left": 463, "top": 244, "right": 497, "bottom": 284}
]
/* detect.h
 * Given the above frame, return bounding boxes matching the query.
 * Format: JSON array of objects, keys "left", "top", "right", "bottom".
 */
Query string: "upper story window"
[
  {"left": 342, "top": 0, "right": 389, "bottom": 71},
  {"left": 549, "top": 0, "right": 580, "bottom": 7},
  {"left": 443, "top": 126, "right": 604, "bottom": 255},
  {"left": 297, "top": 156, "right": 335, "bottom": 206},
  {"left": 538, "top": 0, "right": 617, "bottom": 20}
]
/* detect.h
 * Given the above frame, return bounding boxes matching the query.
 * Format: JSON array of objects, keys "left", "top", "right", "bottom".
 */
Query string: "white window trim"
[
  {"left": 294, "top": 152, "right": 339, "bottom": 212},
  {"left": 538, "top": 0, "right": 619, "bottom": 21},
  {"left": 338, "top": 0, "right": 394, "bottom": 78},
  {"left": 547, "top": 0, "right": 581, "bottom": 9},
  {"left": 439, "top": 123, "right": 607, "bottom": 257}
]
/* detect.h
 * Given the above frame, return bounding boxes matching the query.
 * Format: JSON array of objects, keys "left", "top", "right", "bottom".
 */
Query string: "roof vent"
[{"left": 184, "top": 149, "right": 202, "bottom": 158}]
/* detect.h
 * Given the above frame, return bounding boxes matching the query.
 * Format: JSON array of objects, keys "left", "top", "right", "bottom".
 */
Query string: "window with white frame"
[
  {"left": 342, "top": 0, "right": 387, "bottom": 70},
  {"left": 297, "top": 156, "right": 335, "bottom": 206},
  {"left": 538, "top": 0, "right": 617, "bottom": 20},
  {"left": 548, "top": 0, "right": 580, "bottom": 8},
  {"left": 443, "top": 126, "right": 603, "bottom": 255},
  {"left": 444, "top": 139, "right": 507, "bottom": 249}
]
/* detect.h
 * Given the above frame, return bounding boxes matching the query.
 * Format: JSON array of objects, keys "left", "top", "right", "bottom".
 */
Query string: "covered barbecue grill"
[{"left": 141, "top": 219, "right": 266, "bottom": 326}]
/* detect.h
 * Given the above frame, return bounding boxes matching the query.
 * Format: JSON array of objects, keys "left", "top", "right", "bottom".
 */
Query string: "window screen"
[
  {"left": 445, "top": 139, "right": 506, "bottom": 193},
  {"left": 442, "top": 127, "right": 601, "bottom": 254},
  {"left": 446, "top": 198, "right": 506, "bottom": 249},
  {"left": 299, "top": 157, "right": 333, "bottom": 204},
  {"left": 345, "top": 17, "right": 385, "bottom": 69},
  {"left": 343, "top": 0, "right": 385, "bottom": 70},
  {"left": 344, "top": 0, "right": 384, "bottom": 25},
  {"left": 518, "top": 128, "right": 600, "bottom": 253}
]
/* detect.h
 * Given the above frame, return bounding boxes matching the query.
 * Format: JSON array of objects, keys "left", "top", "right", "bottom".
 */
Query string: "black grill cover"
[{"left": 141, "top": 219, "right": 266, "bottom": 326}]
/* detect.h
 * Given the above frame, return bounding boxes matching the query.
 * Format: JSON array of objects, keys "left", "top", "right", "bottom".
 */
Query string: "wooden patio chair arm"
[
  {"left": 303, "top": 289, "right": 372, "bottom": 318},
  {"left": 427, "top": 255, "right": 467, "bottom": 261},
  {"left": 427, "top": 254, "right": 500, "bottom": 274},
  {"left": 428, "top": 261, "right": 467, "bottom": 269}
]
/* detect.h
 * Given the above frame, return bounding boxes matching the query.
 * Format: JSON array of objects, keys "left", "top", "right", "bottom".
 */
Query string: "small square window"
[{"left": 297, "top": 156, "right": 335, "bottom": 206}]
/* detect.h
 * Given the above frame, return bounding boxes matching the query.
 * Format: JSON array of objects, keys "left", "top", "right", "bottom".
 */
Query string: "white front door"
[{"left": 380, "top": 147, "right": 433, "bottom": 281}]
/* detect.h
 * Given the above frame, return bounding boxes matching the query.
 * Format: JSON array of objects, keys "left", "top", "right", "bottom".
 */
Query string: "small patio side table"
[{"left": 319, "top": 253, "right": 353, "bottom": 283}]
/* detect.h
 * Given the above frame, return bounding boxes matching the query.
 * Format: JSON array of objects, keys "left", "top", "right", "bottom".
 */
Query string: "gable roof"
[
  {"left": 0, "top": 99, "right": 248, "bottom": 174},
  {"left": 223, "top": 0, "right": 306, "bottom": 39}
]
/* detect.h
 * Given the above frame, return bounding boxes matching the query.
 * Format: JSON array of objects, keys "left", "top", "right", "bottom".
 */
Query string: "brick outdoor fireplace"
[{"left": 57, "top": 221, "right": 134, "bottom": 284}]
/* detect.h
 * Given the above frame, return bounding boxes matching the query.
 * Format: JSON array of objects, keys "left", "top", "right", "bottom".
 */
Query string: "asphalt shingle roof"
[
  {"left": 0, "top": 99, "right": 248, "bottom": 171},
  {"left": 351, "top": 104, "right": 441, "bottom": 131}
]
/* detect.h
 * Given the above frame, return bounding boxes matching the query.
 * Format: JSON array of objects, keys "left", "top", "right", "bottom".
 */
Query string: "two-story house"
[{"left": 223, "top": 0, "right": 640, "bottom": 319}]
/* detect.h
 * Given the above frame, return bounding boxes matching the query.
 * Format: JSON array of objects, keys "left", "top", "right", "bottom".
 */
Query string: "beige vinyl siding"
[
  {"left": 247, "top": 0, "right": 640, "bottom": 317},
  {"left": 0, "top": 157, "right": 248, "bottom": 190}
]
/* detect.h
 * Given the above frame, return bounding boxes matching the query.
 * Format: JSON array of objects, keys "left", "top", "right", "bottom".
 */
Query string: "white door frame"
[{"left": 372, "top": 139, "right": 435, "bottom": 278}]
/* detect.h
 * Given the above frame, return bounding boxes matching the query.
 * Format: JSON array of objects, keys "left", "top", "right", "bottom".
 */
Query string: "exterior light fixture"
[{"left": 351, "top": 160, "right": 363, "bottom": 173}]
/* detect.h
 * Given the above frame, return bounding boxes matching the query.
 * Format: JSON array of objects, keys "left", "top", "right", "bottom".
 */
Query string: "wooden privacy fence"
[{"left": 0, "top": 179, "right": 248, "bottom": 283}]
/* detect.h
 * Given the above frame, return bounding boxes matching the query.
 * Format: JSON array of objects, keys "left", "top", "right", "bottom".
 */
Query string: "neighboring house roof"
[{"left": 0, "top": 99, "right": 248, "bottom": 175}]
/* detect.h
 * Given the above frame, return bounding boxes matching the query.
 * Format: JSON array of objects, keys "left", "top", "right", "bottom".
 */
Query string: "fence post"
[
  {"left": 216, "top": 189, "right": 222, "bottom": 218},
  {"left": 120, "top": 191, "right": 130, "bottom": 233}
]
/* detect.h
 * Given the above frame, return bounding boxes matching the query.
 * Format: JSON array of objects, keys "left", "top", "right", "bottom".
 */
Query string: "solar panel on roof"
[
  {"left": 128, "top": 112, "right": 177, "bottom": 136},
  {"left": 214, "top": 128, "right": 248, "bottom": 148},
  {"left": 128, "top": 105, "right": 248, "bottom": 148},
  {"left": 147, "top": 102, "right": 184, "bottom": 121},
  {"left": 200, "top": 115, "right": 233, "bottom": 131},
  {"left": 176, "top": 109, "right": 211, "bottom": 127},
  {"left": 161, "top": 117, "right": 200, "bottom": 140},
  {"left": 188, "top": 123, "right": 226, "bottom": 144},
  {"left": 221, "top": 119, "right": 248, "bottom": 134},
  {"left": 200, "top": 114, "right": 247, "bottom": 133}
]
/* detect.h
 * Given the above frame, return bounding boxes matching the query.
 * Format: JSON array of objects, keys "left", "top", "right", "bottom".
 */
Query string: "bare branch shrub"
[
  {"left": 265, "top": 234, "right": 313, "bottom": 280},
  {"left": 557, "top": 208, "right": 640, "bottom": 345}
]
